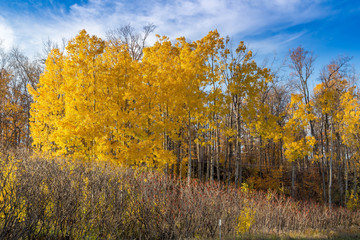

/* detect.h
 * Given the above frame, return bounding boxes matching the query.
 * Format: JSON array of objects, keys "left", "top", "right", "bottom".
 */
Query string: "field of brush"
[{"left": 1, "top": 150, "right": 360, "bottom": 239}]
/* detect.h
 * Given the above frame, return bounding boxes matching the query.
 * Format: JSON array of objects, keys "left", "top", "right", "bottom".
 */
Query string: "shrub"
[{"left": 0, "top": 150, "right": 360, "bottom": 239}]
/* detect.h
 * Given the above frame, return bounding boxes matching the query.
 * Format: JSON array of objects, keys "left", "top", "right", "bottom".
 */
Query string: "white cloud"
[
  {"left": 248, "top": 31, "right": 306, "bottom": 55},
  {"left": 0, "top": 17, "right": 15, "bottom": 50},
  {"left": 130, "top": 0, "right": 329, "bottom": 41},
  {"left": 3, "top": 0, "right": 332, "bottom": 57}
]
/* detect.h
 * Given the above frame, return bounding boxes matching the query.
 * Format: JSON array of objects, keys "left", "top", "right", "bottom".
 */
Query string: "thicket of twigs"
[{"left": 1, "top": 150, "right": 360, "bottom": 239}]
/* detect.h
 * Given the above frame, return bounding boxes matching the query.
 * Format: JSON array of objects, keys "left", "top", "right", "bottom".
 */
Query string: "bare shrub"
[{"left": 0, "top": 151, "right": 359, "bottom": 239}]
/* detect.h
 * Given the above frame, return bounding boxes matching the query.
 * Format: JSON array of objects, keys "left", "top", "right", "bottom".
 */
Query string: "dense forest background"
[{"left": 1, "top": 25, "right": 360, "bottom": 209}]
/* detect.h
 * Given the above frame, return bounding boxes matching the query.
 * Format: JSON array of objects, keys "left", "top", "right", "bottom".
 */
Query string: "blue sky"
[{"left": 1, "top": 0, "right": 360, "bottom": 80}]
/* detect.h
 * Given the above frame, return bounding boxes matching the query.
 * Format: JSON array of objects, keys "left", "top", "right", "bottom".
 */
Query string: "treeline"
[{"left": 2, "top": 26, "right": 360, "bottom": 207}]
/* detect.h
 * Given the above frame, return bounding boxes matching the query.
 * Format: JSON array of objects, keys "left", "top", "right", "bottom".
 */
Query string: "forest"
[{"left": 1, "top": 26, "right": 360, "bottom": 238}]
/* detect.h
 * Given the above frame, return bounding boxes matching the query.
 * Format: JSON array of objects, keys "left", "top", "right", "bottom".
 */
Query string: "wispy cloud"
[
  {"left": 248, "top": 31, "right": 306, "bottom": 56},
  {"left": 0, "top": 16, "right": 15, "bottom": 50},
  {"left": 1, "top": 0, "right": 333, "bottom": 57}
]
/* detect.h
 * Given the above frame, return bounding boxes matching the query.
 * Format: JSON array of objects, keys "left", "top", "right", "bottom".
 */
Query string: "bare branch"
[{"left": 106, "top": 23, "right": 156, "bottom": 60}]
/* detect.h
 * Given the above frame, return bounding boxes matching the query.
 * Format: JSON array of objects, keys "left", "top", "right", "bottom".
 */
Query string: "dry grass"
[{"left": 0, "top": 150, "right": 360, "bottom": 239}]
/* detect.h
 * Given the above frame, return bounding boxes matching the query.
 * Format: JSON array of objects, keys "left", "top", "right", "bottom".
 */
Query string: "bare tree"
[
  {"left": 8, "top": 48, "right": 41, "bottom": 148},
  {"left": 289, "top": 46, "right": 316, "bottom": 105},
  {"left": 36, "top": 38, "right": 67, "bottom": 64},
  {"left": 106, "top": 23, "right": 156, "bottom": 60}
]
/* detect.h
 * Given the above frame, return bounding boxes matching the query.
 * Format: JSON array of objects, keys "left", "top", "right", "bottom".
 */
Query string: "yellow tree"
[
  {"left": 222, "top": 41, "right": 272, "bottom": 187},
  {"left": 338, "top": 86, "right": 360, "bottom": 202},
  {"left": 31, "top": 29, "right": 210, "bottom": 172},
  {"left": 314, "top": 58, "right": 351, "bottom": 207},
  {"left": 188, "top": 30, "right": 226, "bottom": 181},
  {"left": 30, "top": 30, "right": 106, "bottom": 159},
  {"left": 139, "top": 35, "right": 181, "bottom": 170},
  {"left": 93, "top": 41, "right": 141, "bottom": 165},
  {"left": 29, "top": 48, "right": 65, "bottom": 154},
  {"left": 283, "top": 93, "right": 316, "bottom": 197},
  {"left": 141, "top": 33, "right": 213, "bottom": 182},
  {"left": 30, "top": 30, "right": 143, "bottom": 164}
]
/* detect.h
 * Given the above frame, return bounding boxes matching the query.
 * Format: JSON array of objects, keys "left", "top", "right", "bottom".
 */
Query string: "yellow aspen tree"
[
  {"left": 140, "top": 35, "right": 182, "bottom": 170},
  {"left": 59, "top": 30, "right": 105, "bottom": 159},
  {"left": 314, "top": 60, "right": 350, "bottom": 207},
  {"left": 140, "top": 31, "right": 222, "bottom": 179},
  {"left": 30, "top": 30, "right": 144, "bottom": 164},
  {"left": 222, "top": 41, "right": 272, "bottom": 187},
  {"left": 200, "top": 30, "right": 226, "bottom": 181},
  {"left": 283, "top": 94, "right": 316, "bottom": 161},
  {"left": 94, "top": 42, "right": 139, "bottom": 164},
  {"left": 177, "top": 33, "right": 227, "bottom": 184},
  {"left": 29, "top": 48, "right": 65, "bottom": 155},
  {"left": 338, "top": 86, "right": 360, "bottom": 203},
  {"left": 251, "top": 93, "right": 283, "bottom": 169},
  {"left": 339, "top": 87, "right": 360, "bottom": 148},
  {"left": 283, "top": 93, "right": 316, "bottom": 197}
]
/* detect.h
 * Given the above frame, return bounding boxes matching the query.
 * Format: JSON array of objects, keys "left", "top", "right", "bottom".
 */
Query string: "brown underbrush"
[{"left": 0, "top": 151, "right": 359, "bottom": 239}]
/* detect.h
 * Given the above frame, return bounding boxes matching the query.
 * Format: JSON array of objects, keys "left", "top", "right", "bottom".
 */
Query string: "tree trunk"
[
  {"left": 216, "top": 127, "right": 221, "bottom": 181},
  {"left": 235, "top": 102, "right": 242, "bottom": 188},
  {"left": 187, "top": 111, "right": 192, "bottom": 185},
  {"left": 206, "top": 141, "right": 210, "bottom": 182},
  {"left": 345, "top": 146, "right": 349, "bottom": 204},
  {"left": 227, "top": 112, "right": 233, "bottom": 187},
  {"left": 320, "top": 123, "right": 327, "bottom": 203},
  {"left": 197, "top": 141, "right": 202, "bottom": 181},
  {"left": 176, "top": 140, "right": 181, "bottom": 178},
  {"left": 354, "top": 155, "right": 358, "bottom": 195},
  {"left": 329, "top": 124, "right": 333, "bottom": 209},
  {"left": 210, "top": 130, "right": 214, "bottom": 181},
  {"left": 291, "top": 161, "right": 296, "bottom": 198}
]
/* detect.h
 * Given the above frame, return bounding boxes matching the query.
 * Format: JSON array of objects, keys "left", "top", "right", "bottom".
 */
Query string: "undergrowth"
[{"left": 0, "top": 150, "right": 359, "bottom": 239}]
